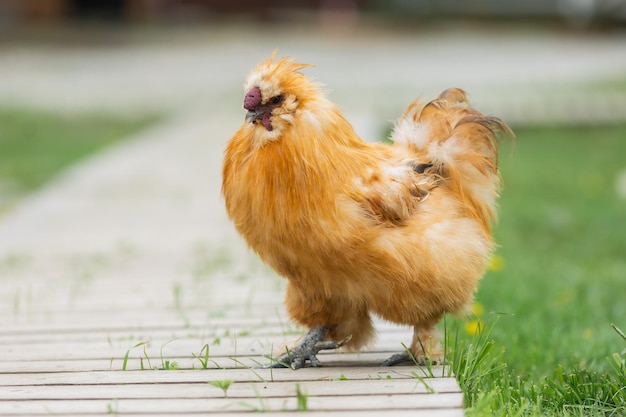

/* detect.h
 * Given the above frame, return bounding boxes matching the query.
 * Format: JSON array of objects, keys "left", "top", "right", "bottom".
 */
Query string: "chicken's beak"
[{"left": 246, "top": 110, "right": 262, "bottom": 124}]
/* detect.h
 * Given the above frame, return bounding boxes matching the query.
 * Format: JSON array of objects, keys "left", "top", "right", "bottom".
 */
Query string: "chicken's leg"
[{"left": 268, "top": 326, "right": 346, "bottom": 369}]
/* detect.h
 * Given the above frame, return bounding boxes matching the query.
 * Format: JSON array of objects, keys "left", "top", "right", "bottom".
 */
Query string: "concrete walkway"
[{"left": 1, "top": 23, "right": 626, "bottom": 416}]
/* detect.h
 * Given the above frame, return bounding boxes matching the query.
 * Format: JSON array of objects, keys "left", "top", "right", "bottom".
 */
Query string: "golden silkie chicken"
[{"left": 222, "top": 54, "right": 511, "bottom": 369}]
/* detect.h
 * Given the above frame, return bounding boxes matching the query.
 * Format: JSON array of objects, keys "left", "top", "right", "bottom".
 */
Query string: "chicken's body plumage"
[{"left": 222, "top": 56, "right": 511, "bottom": 367}]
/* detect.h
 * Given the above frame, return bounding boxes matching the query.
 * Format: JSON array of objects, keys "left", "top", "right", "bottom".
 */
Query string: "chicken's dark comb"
[{"left": 244, "top": 87, "right": 262, "bottom": 110}]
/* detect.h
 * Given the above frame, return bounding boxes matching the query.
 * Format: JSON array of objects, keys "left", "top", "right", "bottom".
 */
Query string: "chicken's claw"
[
  {"left": 266, "top": 326, "right": 348, "bottom": 370},
  {"left": 381, "top": 351, "right": 442, "bottom": 367},
  {"left": 381, "top": 352, "right": 414, "bottom": 367}
]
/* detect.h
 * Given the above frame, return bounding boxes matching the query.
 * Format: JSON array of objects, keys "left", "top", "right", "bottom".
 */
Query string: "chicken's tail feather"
[{"left": 391, "top": 88, "right": 512, "bottom": 233}]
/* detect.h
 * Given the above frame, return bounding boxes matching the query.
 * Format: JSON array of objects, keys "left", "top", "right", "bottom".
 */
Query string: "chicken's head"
[
  {"left": 241, "top": 54, "right": 320, "bottom": 140},
  {"left": 243, "top": 86, "right": 284, "bottom": 132}
]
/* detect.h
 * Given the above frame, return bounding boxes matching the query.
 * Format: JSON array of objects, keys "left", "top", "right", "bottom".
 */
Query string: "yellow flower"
[
  {"left": 465, "top": 320, "right": 483, "bottom": 336},
  {"left": 487, "top": 254, "right": 505, "bottom": 272}
]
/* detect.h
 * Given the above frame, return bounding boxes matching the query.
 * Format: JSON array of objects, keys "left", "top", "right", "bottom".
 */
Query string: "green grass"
[
  {"left": 208, "top": 379, "right": 234, "bottom": 397},
  {"left": 0, "top": 107, "right": 157, "bottom": 203},
  {"left": 451, "top": 124, "right": 626, "bottom": 416}
]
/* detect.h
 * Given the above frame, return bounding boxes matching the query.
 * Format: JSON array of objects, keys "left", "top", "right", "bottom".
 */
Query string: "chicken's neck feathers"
[{"left": 239, "top": 102, "right": 380, "bottom": 229}]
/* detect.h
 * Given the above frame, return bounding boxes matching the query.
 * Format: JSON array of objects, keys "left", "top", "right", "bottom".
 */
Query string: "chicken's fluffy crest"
[{"left": 244, "top": 52, "right": 315, "bottom": 98}]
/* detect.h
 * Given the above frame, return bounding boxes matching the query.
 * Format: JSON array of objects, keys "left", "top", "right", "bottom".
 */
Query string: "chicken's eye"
[{"left": 270, "top": 95, "right": 284, "bottom": 105}]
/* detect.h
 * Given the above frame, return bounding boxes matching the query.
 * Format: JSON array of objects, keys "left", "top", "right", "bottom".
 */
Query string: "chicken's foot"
[
  {"left": 267, "top": 326, "right": 346, "bottom": 370},
  {"left": 381, "top": 352, "right": 414, "bottom": 367},
  {"left": 381, "top": 347, "right": 442, "bottom": 367},
  {"left": 382, "top": 351, "right": 443, "bottom": 366}
]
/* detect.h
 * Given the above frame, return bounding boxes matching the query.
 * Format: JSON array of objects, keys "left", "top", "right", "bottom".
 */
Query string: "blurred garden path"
[{"left": 0, "top": 23, "right": 626, "bottom": 416}]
